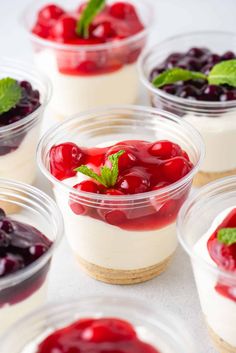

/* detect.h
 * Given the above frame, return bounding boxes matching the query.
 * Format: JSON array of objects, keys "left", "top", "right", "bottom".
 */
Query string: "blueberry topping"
[
  {"left": 0, "top": 208, "right": 51, "bottom": 277},
  {"left": 150, "top": 47, "right": 236, "bottom": 102}
]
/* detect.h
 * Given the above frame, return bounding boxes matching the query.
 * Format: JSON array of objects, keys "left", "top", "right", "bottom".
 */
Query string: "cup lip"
[
  {"left": 0, "top": 57, "right": 52, "bottom": 135},
  {"left": 37, "top": 104, "right": 205, "bottom": 202},
  {"left": 21, "top": 0, "right": 154, "bottom": 52},
  {"left": 138, "top": 30, "right": 236, "bottom": 110},
  {"left": 177, "top": 175, "right": 236, "bottom": 281},
  {"left": 0, "top": 178, "right": 64, "bottom": 289},
  {"left": 0, "top": 294, "right": 195, "bottom": 352}
]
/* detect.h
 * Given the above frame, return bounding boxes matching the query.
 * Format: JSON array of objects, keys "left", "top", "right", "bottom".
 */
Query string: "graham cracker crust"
[
  {"left": 76, "top": 254, "right": 174, "bottom": 285},
  {"left": 0, "top": 200, "right": 21, "bottom": 215},
  {"left": 207, "top": 324, "right": 236, "bottom": 353},
  {"left": 194, "top": 168, "right": 236, "bottom": 188}
]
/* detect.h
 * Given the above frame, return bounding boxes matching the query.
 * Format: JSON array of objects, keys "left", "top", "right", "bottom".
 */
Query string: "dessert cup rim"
[
  {"left": 138, "top": 30, "right": 236, "bottom": 110},
  {"left": 0, "top": 57, "right": 52, "bottom": 135},
  {"left": 177, "top": 175, "right": 236, "bottom": 281},
  {"left": 21, "top": 0, "right": 154, "bottom": 52},
  {"left": 0, "top": 178, "right": 63, "bottom": 289},
  {"left": 0, "top": 295, "right": 196, "bottom": 353},
  {"left": 37, "top": 104, "right": 205, "bottom": 203}
]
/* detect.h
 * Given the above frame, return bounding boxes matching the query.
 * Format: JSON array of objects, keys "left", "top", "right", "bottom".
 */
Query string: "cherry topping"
[
  {"left": 109, "top": 2, "right": 136, "bottom": 19},
  {"left": 50, "top": 143, "right": 84, "bottom": 181},
  {"left": 92, "top": 21, "right": 116, "bottom": 40},
  {"left": 36, "top": 317, "right": 160, "bottom": 353}
]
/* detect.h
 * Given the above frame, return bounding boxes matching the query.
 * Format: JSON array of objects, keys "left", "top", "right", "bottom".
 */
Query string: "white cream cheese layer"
[
  {"left": 184, "top": 113, "right": 236, "bottom": 173},
  {"left": 34, "top": 49, "right": 139, "bottom": 118},
  {"left": 54, "top": 176, "right": 177, "bottom": 270},
  {"left": 193, "top": 207, "right": 236, "bottom": 347},
  {"left": 0, "top": 126, "right": 39, "bottom": 185}
]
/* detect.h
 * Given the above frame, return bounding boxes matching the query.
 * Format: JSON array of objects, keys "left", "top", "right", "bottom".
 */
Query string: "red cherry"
[
  {"left": 149, "top": 141, "right": 182, "bottom": 159},
  {"left": 92, "top": 21, "right": 116, "bottom": 40},
  {"left": 74, "top": 180, "right": 101, "bottom": 194},
  {"left": 69, "top": 181, "right": 102, "bottom": 215},
  {"left": 161, "top": 157, "right": 191, "bottom": 182},
  {"left": 50, "top": 15, "right": 77, "bottom": 42},
  {"left": 49, "top": 143, "right": 84, "bottom": 180},
  {"left": 109, "top": 2, "right": 137, "bottom": 19},
  {"left": 105, "top": 146, "right": 137, "bottom": 171},
  {"left": 32, "top": 23, "right": 50, "bottom": 38},
  {"left": 117, "top": 172, "right": 149, "bottom": 194},
  {"left": 77, "top": 60, "right": 98, "bottom": 74},
  {"left": 38, "top": 4, "right": 65, "bottom": 25},
  {"left": 82, "top": 318, "right": 136, "bottom": 342}
]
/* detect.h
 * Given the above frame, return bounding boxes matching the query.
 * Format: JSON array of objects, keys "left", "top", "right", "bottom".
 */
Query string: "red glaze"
[
  {"left": 50, "top": 139, "right": 193, "bottom": 231},
  {"left": 36, "top": 317, "right": 160, "bottom": 353},
  {"left": 207, "top": 208, "right": 236, "bottom": 302},
  {"left": 31, "top": 2, "right": 145, "bottom": 75}
]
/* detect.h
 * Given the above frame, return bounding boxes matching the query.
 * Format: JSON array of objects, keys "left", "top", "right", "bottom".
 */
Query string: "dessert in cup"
[
  {"left": 37, "top": 106, "right": 204, "bottom": 284},
  {"left": 0, "top": 58, "right": 51, "bottom": 185},
  {"left": 23, "top": 0, "right": 152, "bottom": 120},
  {"left": 139, "top": 31, "right": 236, "bottom": 187},
  {"left": 0, "top": 296, "right": 196, "bottom": 353},
  {"left": 177, "top": 176, "right": 236, "bottom": 353},
  {"left": 0, "top": 178, "right": 63, "bottom": 335}
]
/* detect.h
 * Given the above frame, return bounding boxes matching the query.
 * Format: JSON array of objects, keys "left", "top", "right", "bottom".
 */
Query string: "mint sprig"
[
  {"left": 152, "top": 68, "right": 207, "bottom": 88},
  {"left": 74, "top": 150, "right": 125, "bottom": 188},
  {"left": 217, "top": 228, "right": 236, "bottom": 246},
  {"left": 0, "top": 78, "right": 22, "bottom": 114},
  {"left": 152, "top": 59, "right": 236, "bottom": 89},
  {"left": 208, "top": 59, "right": 236, "bottom": 86},
  {"left": 76, "top": 0, "right": 106, "bottom": 39}
]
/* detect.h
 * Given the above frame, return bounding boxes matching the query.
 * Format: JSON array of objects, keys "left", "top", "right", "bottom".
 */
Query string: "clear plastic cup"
[
  {"left": 0, "top": 58, "right": 51, "bottom": 185},
  {"left": 37, "top": 105, "right": 204, "bottom": 284},
  {"left": 0, "top": 178, "right": 63, "bottom": 335},
  {"left": 0, "top": 296, "right": 197, "bottom": 353},
  {"left": 177, "top": 176, "right": 236, "bottom": 353},
  {"left": 139, "top": 31, "right": 236, "bottom": 187},
  {"left": 22, "top": 0, "right": 153, "bottom": 120}
]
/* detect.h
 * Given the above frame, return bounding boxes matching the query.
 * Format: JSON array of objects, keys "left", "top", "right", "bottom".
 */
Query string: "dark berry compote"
[
  {"left": 0, "top": 79, "right": 41, "bottom": 156},
  {"left": 207, "top": 208, "right": 236, "bottom": 302},
  {"left": 49, "top": 139, "right": 193, "bottom": 231},
  {"left": 0, "top": 208, "right": 51, "bottom": 307},
  {"left": 32, "top": 2, "right": 145, "bottom": 75},
  {"left": 150, "top": 48, "right": 236, "bottom": 102},
  {"left": 36, "top": 317, "right": 159, "bottom": 353}
]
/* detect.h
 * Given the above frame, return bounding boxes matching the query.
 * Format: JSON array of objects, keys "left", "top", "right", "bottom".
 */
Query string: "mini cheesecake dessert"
[
  {"left": 139, "top": 32, "right": 236, "bottom": 187},
  {"left": 0, "top": 297, "right": 196, "bottom": 353},
  {"left": 0, "top": 179, "right": 63, "bottom": 334},
  {"left": 38, "top": 106, "right": 204, "bottom": 284},
  {"left": 23, "top": 0, "right": 152, "bottom": 120},
  {"left": 0, "top": 59, "right": 50, "bottom": 185},
  {"left": 177, "top": 176, "right": 236, "bottom": 353}
]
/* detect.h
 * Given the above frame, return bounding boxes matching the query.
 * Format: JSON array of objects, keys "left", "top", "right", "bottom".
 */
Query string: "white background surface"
[{"left": 1, "top": 1, "right": 236, "bottom": 352}]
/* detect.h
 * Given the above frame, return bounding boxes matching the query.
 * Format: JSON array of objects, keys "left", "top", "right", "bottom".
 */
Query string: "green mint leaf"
[
  {"left": 75, "top": 165, "right": 107, "bottom": 187},
  {"left": 74, "top": 150, "right": 125, "bottom": 188},
  {"left": 0, "top": 78, "right": 22, "bottom": 114},
  {"left": 108, "top": 150, "right": 125, "bottom": 186},
  {"left": 217, "top": 228, "right": 236, "bottom": 246},
  {"left": 208, "top": 59, "right": 236, "bottom": 87},
  {"left": 76, "top": 0, "right": 106, "bottom": 38},
  {"left": 152, "top": 68, "right": 207, "bottom": 88}
]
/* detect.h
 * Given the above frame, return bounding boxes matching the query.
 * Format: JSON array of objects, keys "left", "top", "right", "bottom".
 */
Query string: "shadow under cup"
[
  {"left": 0, "top": 179, "right": 63, "bottom": 335},
  {"left": 177, "top": 176, "right": 236, "bottom": 353},
  {"left": 38, "top": 106, "right": 204, "bottom": 284}
]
